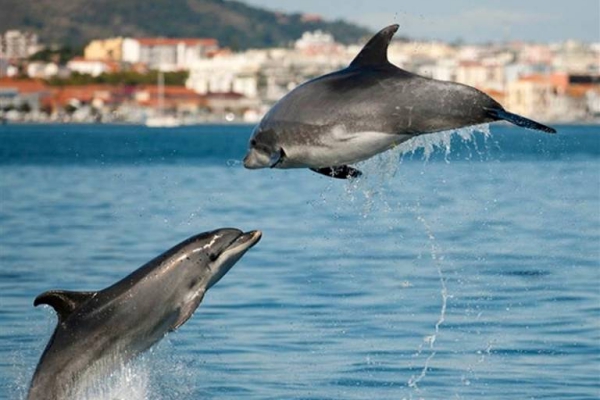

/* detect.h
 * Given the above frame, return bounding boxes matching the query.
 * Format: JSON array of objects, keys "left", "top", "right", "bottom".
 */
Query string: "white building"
[
  {"left": 122, "top": 38, "right": 218, "bottom": 71},
  {"left": 415, "top": 59, "right": 457, "bottom": 81},
  {"left": 295, "top": 30, "right": 342, "bottom": 55},
  {"left": 186, "top": 52, "right": 265, "bottom": 98},
  {"left": 67, "top": 58, "right": 117, "bottom": 77},
  {"left": 586, "top": 89, "right": 600, "bottom": 117},
  {"left": 0, "top": 30, "right": 41, "bottom": 59},
  {"left": 26, "top": 62, "right": 68, "bottom": 79},
  {"left": 553, "top": 40, "right": 600, "bottom": 74},
  {"left": 0, "top": 57, "right": 9, "bottom": 77},
  {"left": 186, "top": 45, "right": 350, "bottom": 103},
  {"left": 455, "top": 61, "right": 505, "bottom": 92}
]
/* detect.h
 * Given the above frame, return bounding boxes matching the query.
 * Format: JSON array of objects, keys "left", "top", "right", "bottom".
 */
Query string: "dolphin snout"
[
  {"left": 242, "top": 154, "right": 253, "bottom": 169},
  {"left": 239, "top": 230, "right": 262, "bottom": 247},
  {"left": 242, "top": 153, "right": 262, "bottom": 169},
  {"left": 213, "top": 229, "right": 262, "bottom": 253}
]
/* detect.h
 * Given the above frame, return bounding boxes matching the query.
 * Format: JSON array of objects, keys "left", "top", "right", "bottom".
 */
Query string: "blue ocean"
[{"left": 0, "top": 123, "right": 598, "bottom": 399}]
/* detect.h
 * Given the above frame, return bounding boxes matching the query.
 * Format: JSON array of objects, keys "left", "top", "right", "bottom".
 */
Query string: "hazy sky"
[{"left": 243, "top": 0, "right": 600, "bottom": 43}]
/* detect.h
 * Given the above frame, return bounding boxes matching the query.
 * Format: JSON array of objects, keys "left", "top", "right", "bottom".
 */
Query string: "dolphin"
[
  {"left": 27, "top": 228, "right": 262, "bottom": 400},
  {"left": 243, "top": 24, "right": 556, "bottom": 179}
]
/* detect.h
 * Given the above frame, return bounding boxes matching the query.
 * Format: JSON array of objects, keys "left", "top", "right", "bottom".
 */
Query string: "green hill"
[{"left": 1, "top": 0, "right": 371, "bottom": 49}]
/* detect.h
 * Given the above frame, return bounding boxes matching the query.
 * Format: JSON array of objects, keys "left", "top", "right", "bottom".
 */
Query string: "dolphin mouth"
[
  {"left": 227, "top": 230, "right": 262, "bottom": 252},
  {"left": 242, "top": 155, "right": 253, "bottom": 169},
  {"left": 242, "top": 152, "right": 262, "bottom": 169},
  {"left": 215, "top": 230, "right": 262, "bottom": 260}
]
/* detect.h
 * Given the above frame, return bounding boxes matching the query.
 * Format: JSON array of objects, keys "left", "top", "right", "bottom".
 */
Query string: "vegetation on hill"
[
  {"left": 45, "top": 71, "right": 189, "bottom": 86},
  {"left": 29, "top": 47, "right": 83, "bottom": 64},
  {"left": 1, "top": 0, "right": 371, "bottom": 49}
]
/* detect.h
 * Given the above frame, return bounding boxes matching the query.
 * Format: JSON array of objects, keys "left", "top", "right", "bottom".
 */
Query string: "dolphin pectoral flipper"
[
  {"left": 34, "top": 290, "right": 96, "bottom": 321},
  {"left": 170, "top": 291, "right": 206, "bottom": 332},
  {"left": 310, "top": 166, "right": 362, "bottom": 179},
  {"left": 269, "top": 148, "right": 287, "bottom": 168},
  {"left": 485, "top": 108, "right": 557, "bottom": 134}
]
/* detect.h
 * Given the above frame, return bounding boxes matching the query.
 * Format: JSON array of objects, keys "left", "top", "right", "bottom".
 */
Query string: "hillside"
[{"left": 0, "top": 0, "right": 371, "bottom": 49}]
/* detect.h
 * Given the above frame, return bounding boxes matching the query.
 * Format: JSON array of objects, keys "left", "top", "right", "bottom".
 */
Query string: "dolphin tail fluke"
[{"left": 485, "top": 108, "right": 556, "bottom": 134}]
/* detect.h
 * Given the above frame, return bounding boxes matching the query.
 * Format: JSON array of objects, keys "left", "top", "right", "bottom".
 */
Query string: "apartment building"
[
  {"left": 0, "top": 30, "right": 40, "bottom": 59},
  {"left": 84, "top": 37, "right": 125, "bottom": 61},
  {"left": 122, "top": 38, "right": 218, "bottom": 71}
]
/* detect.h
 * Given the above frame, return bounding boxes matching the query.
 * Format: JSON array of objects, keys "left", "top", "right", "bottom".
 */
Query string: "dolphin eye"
[
  {"left": 250, "top": 139, "right": 257, "bottom": 146},
  {"left": 209, "top": 253, "right": 218, "bottom": 262}
]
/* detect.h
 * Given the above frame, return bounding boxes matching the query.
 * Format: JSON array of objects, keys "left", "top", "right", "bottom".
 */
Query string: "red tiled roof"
[
  {"left": 139, "top": 98, "right": 206, "bottom": 108},
  {"left": 135, "top": 85, "right": 207, "bottom": 107},
  {"left": 519, "top": 73, "right": 570, "bottom": 89},
  {"left": 519, "top": 74, "right": 551, "bottom": 83},
  {"left": 483, "top": 89, "right": 505, "bottom": 97},
  {"left": 50, "top": 85, "right": 128, "bottom": 106},
  {"left": 0, "top": 78, "right": 48, "bottom": 93},
  {"left": 566, "top": 84, "right": 598, "bottom": 98},
  {"left": 458, "top": 61, "right": 484, "bottom": 67},
  {"left": 205, "top": 91, "right": 244, "bottom": 99},
  {"left": 517, "top": 73, "right": 599, "bottom": 98},
  {"left": 139, "top": 85, "right": 199, "bottom": 96}
]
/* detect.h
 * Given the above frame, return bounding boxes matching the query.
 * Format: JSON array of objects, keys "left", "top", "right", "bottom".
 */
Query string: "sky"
[{"left": 242, "top": 0, "right": 600, "bottom": 43}]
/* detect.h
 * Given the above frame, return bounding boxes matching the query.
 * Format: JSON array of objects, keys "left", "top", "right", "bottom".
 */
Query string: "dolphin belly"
[{"left": 285, "top": 128, "right": 406, "bottom": 168}]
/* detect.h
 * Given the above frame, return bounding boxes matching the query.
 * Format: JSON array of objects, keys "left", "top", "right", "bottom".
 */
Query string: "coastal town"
[{"left": 1, "top": 28, "right": 598, "bottom": 125}]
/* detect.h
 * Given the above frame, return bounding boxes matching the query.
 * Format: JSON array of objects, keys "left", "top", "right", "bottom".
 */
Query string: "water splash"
[
  {"left": 399, "top": 124, "right": 491, "bottom": 162},
  {"left": 15, "top": 337, "right": 193, "bottom": 400},
  {"left": 329, "top": 125, "right": 491, "bottom": 223},
  {"left": 320, "top": 126, "right": 490, "bottom": 395},
  {"left": 407, "top": 212, "right": 449, "bottom": 391},
  {"left": 70, "top": 358, "right": 151, "bottom": 400}
]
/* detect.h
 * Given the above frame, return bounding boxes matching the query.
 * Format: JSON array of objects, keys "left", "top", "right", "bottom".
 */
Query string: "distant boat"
[
  {"left": 145, "top": 115, "right": 181, "bottom": 127},
  {"left": 145, "top": 71, "right": 181, "bottom": 128}
]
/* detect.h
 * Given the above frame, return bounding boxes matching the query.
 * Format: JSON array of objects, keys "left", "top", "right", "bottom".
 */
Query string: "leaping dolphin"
[
  {"left": 27, "top": 228, "right": 262, "bottom": 400},
  {"left": 243, "top": 24, "right": 556, "bottom": 179}
]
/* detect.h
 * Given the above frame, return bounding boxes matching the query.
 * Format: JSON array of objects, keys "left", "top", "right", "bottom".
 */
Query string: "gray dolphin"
[
  {"left": 243, "top": 24, "right": 556, "bottom": 179},
  {"left": 27, "top": 228, "right": 262, "bottom": 400}
]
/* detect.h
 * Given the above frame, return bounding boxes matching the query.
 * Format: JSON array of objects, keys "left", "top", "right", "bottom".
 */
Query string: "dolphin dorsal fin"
[
  {"left": 350, "top": 24, "right": 399, "bottom": 68},
  {"left": 34, "top": 290, "right": 96, "bottom": 322}
]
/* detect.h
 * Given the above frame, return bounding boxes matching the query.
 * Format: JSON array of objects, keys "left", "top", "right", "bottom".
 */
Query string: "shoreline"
[
  {"left": 1, "top": 120, "right": 599, "bottom": 128},
  {"left": 0, "top": 120, "right": 258, "bottom": 127}
]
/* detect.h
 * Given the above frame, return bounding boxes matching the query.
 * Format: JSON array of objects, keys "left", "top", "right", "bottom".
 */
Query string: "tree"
[
  {"left": 64, "top": 104, "right": 77, "bottom": 115},
  {"left": 29, "top": 46, "right": 83, "bottom": 64},
  {"left": 18, "top": 102, "right": 32, "bottom": 113}
]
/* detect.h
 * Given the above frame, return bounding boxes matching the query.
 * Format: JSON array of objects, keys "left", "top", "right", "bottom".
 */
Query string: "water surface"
[{"left": 0, "top": 124, "right": 598, "bottom": 399}]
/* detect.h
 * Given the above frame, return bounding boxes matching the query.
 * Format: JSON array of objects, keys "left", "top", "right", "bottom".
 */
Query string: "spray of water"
[
  {"left": 69, "top": 357, "right": 151, "bottom": 400},
  {"left": 338, "top": 125, "right": 491, "bottom": 218},
  {"left": 399, "top": 124, "right": 491, "bottom": 163},
  {"left": 407, "top": 212, "right": 448, "bottom": 391},
  {"left": 329, "top": 127, "right": 490, "bottom": 394},
  {"left": 16, "top": 333, "right": 194, "bottom": 400}
]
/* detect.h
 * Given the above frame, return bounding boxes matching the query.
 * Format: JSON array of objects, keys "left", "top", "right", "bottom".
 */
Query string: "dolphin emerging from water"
[
  {"left": 27, "top": 228, "right": 262, "bottom": 400},
  {"left": 243, "top": 24, "right": 556, "bottom": 179}
]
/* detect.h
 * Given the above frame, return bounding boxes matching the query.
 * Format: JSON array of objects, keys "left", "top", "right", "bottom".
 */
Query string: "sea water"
[{"left": 0, "top": 123, "right": 598, "bottom": 399}]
